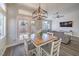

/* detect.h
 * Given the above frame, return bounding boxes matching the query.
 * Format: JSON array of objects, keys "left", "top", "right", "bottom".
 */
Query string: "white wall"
[
  {"left": 6, "top": 4, "right": 27, "bottom": 46},
  {"left": 51, "top": 10, "right": 79, "bottom": 37},
  {"left": 6, "top": 4, "right": 18, "bottom": 45}
]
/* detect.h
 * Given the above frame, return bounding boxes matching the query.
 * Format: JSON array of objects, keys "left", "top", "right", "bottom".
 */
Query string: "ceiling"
[{"left": 18, "top": 3, "right": 79, "bottom": 19}]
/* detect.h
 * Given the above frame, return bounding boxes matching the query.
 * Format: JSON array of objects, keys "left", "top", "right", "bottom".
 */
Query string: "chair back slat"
[{"left": 50, "top": 38, "right": 62, "bottom": 56}]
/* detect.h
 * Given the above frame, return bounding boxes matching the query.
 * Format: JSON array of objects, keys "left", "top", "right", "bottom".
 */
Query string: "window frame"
[
  {"left": 0, "top": 5, "right": 6, "bottom": 40},
  {"left": 42, "top": 20, "right": 52, "bottom": 31}
]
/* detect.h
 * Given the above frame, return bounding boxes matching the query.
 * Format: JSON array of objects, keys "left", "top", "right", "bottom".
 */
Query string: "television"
[{"left": 60, "top": 21, "right": 72, "bottom": 27}]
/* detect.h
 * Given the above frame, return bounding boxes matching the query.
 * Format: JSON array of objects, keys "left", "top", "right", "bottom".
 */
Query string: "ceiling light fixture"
[{"left": 32, "top": 4, "right": 48, "bottom": 20}]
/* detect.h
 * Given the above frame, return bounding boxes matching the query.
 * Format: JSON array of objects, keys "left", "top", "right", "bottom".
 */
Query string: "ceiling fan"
[{"left": 53, "top": 11, "right": 64, "bottom": 18}]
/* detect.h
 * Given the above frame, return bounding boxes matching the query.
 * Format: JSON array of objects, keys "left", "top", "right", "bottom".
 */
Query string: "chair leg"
[{"left": 36, "top": 46, "right": 41, "bottom": 56}]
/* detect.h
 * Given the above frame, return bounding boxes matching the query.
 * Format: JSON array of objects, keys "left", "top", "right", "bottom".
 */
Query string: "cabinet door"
[{"left": 17, "top": 19, "right": 29, "bottom": 40}]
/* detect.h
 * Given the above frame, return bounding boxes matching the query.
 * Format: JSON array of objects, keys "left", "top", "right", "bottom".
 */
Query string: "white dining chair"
[
  {"left": 23, "top": 33, "right": 37, "bottom": 56},
  {"left": 41, "top": 38, "right": 62, "bottom": 56}
]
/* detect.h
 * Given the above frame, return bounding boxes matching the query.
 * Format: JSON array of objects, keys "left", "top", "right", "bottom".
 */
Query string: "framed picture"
[{"left": 60, "top": 21, "right": 72, "bottom": 27}]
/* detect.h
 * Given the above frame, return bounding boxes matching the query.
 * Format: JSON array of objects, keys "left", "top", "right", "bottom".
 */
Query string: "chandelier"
[{"left": 32, "top": 4, "right": 48, "bottom": 20}]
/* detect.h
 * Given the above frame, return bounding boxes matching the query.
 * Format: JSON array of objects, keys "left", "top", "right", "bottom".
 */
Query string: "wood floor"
[
  {"left": 60, "top": 40, "right": 79, "bottom": 56},
  {"left": 3, "top": 38, "right": 79, "bottom": 56},
  {"left": 3, "top": 44, "right": 25, "bottom": 56}
]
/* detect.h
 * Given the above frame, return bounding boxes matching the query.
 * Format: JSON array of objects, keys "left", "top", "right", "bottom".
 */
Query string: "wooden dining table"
[{"left": 31, "top": 34, "right": 58, "bottom": 56}]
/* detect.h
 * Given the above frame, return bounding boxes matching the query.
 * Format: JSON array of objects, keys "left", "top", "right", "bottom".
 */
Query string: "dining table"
[{"left": 31, "top": 33, "right": 58, "bottom": 56}]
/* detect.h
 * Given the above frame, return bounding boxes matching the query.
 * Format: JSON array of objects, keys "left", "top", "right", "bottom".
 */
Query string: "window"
[
  {"left": 31, "top": 20, "right": 36, "bottom": 33},
  {"left": 0, "top": 13, "right": 6, "bottom": 39},
  {"left": 42, "top": 20, "right": 52, "bottom": 31},
  {"left": 0, "top": 3, "right": 6, "bottom": 39}
]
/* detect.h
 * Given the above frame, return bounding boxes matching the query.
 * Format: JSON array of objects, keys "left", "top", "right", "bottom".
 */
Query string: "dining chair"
[
  {"left": 41, "top": 38, "right": 62, "bottom": 56},
  {"left": 23, "top": 33, "right": 37, "bottom": 56}
]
